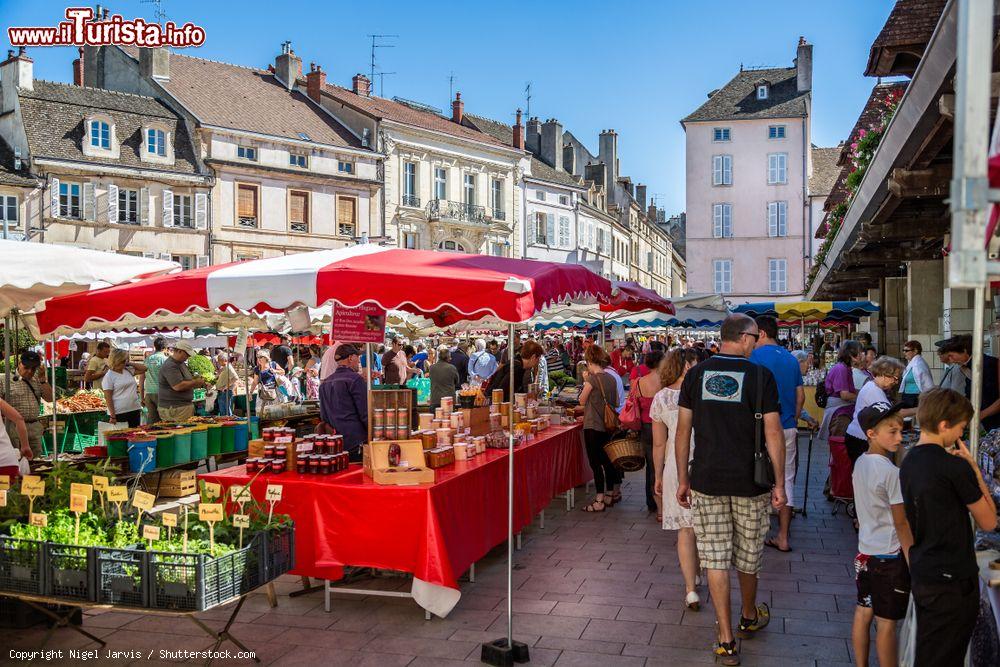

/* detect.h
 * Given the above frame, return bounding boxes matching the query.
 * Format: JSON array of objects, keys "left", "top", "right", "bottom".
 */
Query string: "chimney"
[
  {"left": 635, "top": 184, "right": 647, "bottom": 211},
  {"left": 512, "top": 109, "right": 525, "bottom": 150},
  {"left": 796, "top": 36, "right": 812, "bottom": 93},
  {"left": 1, "top": 47, "right": 33, "bottom": 114},
  {"left": 598, "top": 129, "right": 618, "bottom": 191},
  {"left": 451, "top": 92, "right": 464, "bottom": 124},
  {"left": 72, "top": 47, "right": 84, "bottom": 86},
  {"left": 584, "top": 162, "right": 606, "bottom": 187},
  {"left": 563, "top": 144, "right": 576, "bottom": 175},
  {"left": 138, "top": 47, "right": 170, "bottom": 81},
  {"left": 274, "top": 42, "right": 301, "bottom": 91},
  {"left": 540, "top": 118, "right": 563, "bottom": 171},
  {"left": 306, "top": 63, "right": 326, "bottom": 102},
  {"left": 525, "top": 117, "right": 541, "bottom": 154},
  {"left": 352, "top": 73, "right": 371, "bottom": 97},
  {"left": 648, "top": 203, "right": 657, "bottom": 219}
]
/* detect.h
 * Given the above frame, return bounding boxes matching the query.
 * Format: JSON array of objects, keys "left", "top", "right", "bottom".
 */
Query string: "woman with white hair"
[
  {"left": 469, "top": 339, "right": 498, "bottom": 384},
  {"left": 102, "top": 348, "right": 146, "bottom": 427}
]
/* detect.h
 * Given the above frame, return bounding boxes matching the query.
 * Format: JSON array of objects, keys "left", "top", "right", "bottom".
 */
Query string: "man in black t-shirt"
[
  {"left": 900, "top": 388, "right": 997, "bottom": 667},
  {"left": 269, "top": 335, "right": 294, "bottom": 373},
  {"left": 675, "top": 313, "right": 787, "bottom": 665}
]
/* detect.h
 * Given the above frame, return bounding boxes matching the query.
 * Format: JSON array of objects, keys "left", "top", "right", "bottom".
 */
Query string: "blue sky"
[{"left": 2, "top": 0, "right": 895, "bottom": 213}]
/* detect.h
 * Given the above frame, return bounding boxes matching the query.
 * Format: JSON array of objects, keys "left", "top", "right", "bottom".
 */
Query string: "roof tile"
[{"left": 683, "top": 67, "right": 808, "bottom": 123}]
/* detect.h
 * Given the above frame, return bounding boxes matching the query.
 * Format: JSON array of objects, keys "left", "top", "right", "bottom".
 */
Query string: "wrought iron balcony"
[
  {"left": 490, "top": 207, "right": 506, "bottom": 221},
  {"left": 426, "top": 199, "right": 486, "bottom": 225},
  {"left": 402, "top": 193, "right": 421, "bottom": 208}
]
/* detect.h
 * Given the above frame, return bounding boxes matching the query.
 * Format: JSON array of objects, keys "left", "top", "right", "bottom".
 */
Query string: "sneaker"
[
  {"left": 685, "top": 590, "right": 700, "bottom": 611},
  {"left": 713, "top": 640, "right": 740, "bottom": 665},
  {"left": 736, "top": 602, "right": 770, "bottom": 638}
]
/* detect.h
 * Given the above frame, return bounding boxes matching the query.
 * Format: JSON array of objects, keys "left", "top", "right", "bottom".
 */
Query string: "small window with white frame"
[
  {"left": 0, "top": 195, "right": 17, "bottom": 229},
  {"left": 172, "top": 254, "right": 195, "bottom": 271},
  {"left": 713, "top": 127, "right": 731, "bottom": 142},
  {"left": 768, "top": 125, "right": 786, "bottom": 139},
  {"left": 173, "top": 194, "right": 193, "bottom": 228},
  {"left": 59, "top": 182, "right": 81, "bottom": 219},
  {"left": 403, "top": 231, "right": 419, "bottom": 249},
  {"left": 237, "top": 145, "right": 257, "bottom": 162},
  {"left": 757, "top": 84, "right": 769, "bottom": 100},
  {"left": 90, "top": 119, "right": 111, "bottom": 149},
  {"left": 118, "top": 188, "right": 139, "bottom": 224},
  {"left": 712, "top": 154, "right": 732, "bottom": 186},
  {"left": 536, "top": 190, "right": 545, "bottom": 202},
  {"left": 713, "top": 259, "right": 732, "bottom": 294},
  {"left": 559, "top": 194, "right": 569, "bottom": 206},
  {"left": 768, "top": 153, "right": 788, "bottom": 184},
  {"left": 712, "top": 203, "right": 732, "bottom": 238},
  {"left": 337, "top": 160, "right": 354, "bottom": 174},
  {"left": 146, "top": 128, "right": 166, "bottom": 157},
  {"left": 767, "top": 201, "right": 787, "bottom": 237},
  {"left": 289, "top": 151, "right": 308, "bottom": 169},
  {"left": 768, "top": 258, "right": 787, "bottom": 294}
]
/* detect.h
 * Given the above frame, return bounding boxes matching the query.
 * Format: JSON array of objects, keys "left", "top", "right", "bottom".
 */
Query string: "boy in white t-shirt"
[{"left": 851, "top": 402, "right": 913, "bottom": 667}]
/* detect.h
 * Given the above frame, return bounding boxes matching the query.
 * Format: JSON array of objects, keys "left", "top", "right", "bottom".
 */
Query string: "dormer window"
[
  {"left": 237, "top": 145, "right": 257, "bottom": 161},
  {"left": 147, "top": 128, "right": 166, "bottom": 156},
  {"left": 757, "top": 84, "right": 769, "bottom": 100},
  {"left": 90, "top": 120, "right": 110, "bottom": 149},
  {"left": 289, "top": 151, "right": 308, "bottom": 169}
]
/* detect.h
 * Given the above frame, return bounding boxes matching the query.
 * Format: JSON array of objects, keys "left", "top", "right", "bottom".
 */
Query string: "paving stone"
[
  {"left": 551, "top": 601, "right": 621, "bottom": 620},
  {"left": 552, "top": 650, "right": 645, "bottom": 666},
  {"left": 486, "top": 612, "right": 590, "bottom": 639},
  {"left": 615, "top": 605, "right": 683, "bottom": 625},
  {"left": 365, "top": 634, "right": 479, "bottom": 660},
  {"left": 581, "top": 618, "right": 656, "bottom": 644},
  {"left": 534, "top": 635, "right": 626, "bottom": 655}
]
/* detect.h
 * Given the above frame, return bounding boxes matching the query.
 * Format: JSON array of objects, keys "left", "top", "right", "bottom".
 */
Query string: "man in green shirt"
[{"left": 142, "top": 337, "right": 168, "bottom": 424}]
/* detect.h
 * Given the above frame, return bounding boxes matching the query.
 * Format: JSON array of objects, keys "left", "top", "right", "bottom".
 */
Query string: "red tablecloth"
[{"left": 199, "top": 424, "right": 589, "bottom": 591}]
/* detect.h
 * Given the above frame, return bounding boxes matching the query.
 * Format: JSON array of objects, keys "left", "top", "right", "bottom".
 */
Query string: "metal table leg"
[
  {"left": 187, "top": 595, "right": 260, "bottom": 666},
  {"left": 23, "top": 601, "right": 106, "bottom": 649}
]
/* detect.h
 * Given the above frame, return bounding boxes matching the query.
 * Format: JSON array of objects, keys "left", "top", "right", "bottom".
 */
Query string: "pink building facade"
[{"left": 683, "top": 40, "right": 813, "bottom": 303}]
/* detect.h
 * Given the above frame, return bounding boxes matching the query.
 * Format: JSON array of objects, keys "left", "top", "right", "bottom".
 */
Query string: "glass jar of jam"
[
  {"left": 385, "top": 409, "right": 397, "bottom": 428},
  {"left": 275, "top": 445, "right": 287, "bottom": 459},
  {"left": 319, "top": 456, "right": 331, "bottom": 474},
  {"left": 262, "top": 428, "right": 275, "bottom": 442},
  {"left": 331, "top": 435, "right": 344, "bottom": 453},
  {"left": 313, "top": 440, "right": 325, "bottom": 455},
  {"left": 263, "top": 444, "right": 276, "bottom": 458},
  {"left": 374, "top": 409, "right": 385, "bottom": 428},
  {"left": 396, "top": 408, "right": 408, "bottom": 427},
  {"left": 296, "top": 455, "right": 308, "bottom": 474},
  {"left": 246, "top": 457, "right": 259, "bottom": 473},
  {"left": 272, "top": 458, "right": 286, "bottom": 474},
  {"left": 308, "top": 455, "right": 321, "bottom": 474}
]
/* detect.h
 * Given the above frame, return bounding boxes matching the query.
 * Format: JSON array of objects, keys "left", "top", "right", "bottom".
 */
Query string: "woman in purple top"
[{"left": 819, "top": 341, "right": 870, "bottom": 449}]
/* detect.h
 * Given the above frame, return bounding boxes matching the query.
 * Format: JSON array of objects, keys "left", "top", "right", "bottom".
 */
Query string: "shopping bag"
[
  {"left": 406, "top": 377, "right": 431, "bottom": 405},
  {"left": 97, "top": 421, "right": 131, "bottom": 447},
  {"left": 898, "top": 595, "right": 916, "bottom": 667}
]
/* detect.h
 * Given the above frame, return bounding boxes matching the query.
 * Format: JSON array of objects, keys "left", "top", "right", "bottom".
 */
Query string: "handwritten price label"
[
  {"left": 230, "top": 485, "right": 250, "bottom": 503},
  {"left": 198, "top": 503, "right": 224, "bottom": 522},
  {"left": 21, "top": 476, "right": 44, "bottom": 497},
  {"left": 161, "top": 513, "right": 178, "bottom": 528},
  {"left": 0, "top": 490, "right": 6, "bottom": 507},
  {"left": 0, "top": 475, "right": 10, "bottom": 491},
  {"left": 29, "top": 512, "right": 47, "bottom": 528},
  {"left": 106, "top": 486, "right": 128, "bottom": 503},
  {"left": 70, "top": 483, "right": 93, "bottom": 500},
  {"left": 142, "top": 524, "right": 161, "bottom": 541},
  {"left": 296, "top": 442, "right": 314, "bottom": 453},
  {"left": 265, "top": 485, "right": 283, "bottom": 502},
  {"left": 202, "top": 482, "right": 222, "bottom": 500},
  {"left": 132, "top": 491, "right": 155, "bottom": 511},
  {"left": 232, "top": 514, "right": 250, "bottom": 529},
  {"left": 92, "top": 476, "right": 109, "bottom": 492},
  {"left": 69, "top": 494, "right": 88, "bottom": 513}
]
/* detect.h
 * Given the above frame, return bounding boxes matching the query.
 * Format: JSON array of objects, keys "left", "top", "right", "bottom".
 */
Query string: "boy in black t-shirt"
[{"left": 899, "top": 388, "right": 998, "bottom": 667}]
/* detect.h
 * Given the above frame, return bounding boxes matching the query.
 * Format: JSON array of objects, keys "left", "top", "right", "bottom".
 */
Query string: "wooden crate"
[
  {"left": 156, "top": 470, "right": 197, "bottom": 498},
  {"left": 370, "top": 388, "right": 413, "bottom": 442}
]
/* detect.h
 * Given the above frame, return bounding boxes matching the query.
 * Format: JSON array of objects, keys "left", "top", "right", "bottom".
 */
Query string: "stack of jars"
[
  {"left": 296, "top": 451, "right": 349, "bottom": 475},
  {"left": 373, "top": 407, "right": 410, "bottom": 440}
]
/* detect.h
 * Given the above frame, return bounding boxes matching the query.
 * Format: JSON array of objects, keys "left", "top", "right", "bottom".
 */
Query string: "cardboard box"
[
  {"left": 363, "top": 439, "right": 435, "bottom": 485},
  {"left": 461, "top": 406, "right": 492, "bottom": 437},
  {"left": 248, "top": 438, "right": 265, "bottom": 459}
]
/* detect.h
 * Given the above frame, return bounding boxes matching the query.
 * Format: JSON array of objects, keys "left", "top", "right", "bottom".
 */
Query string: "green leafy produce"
[{"left": 186, "top": 354, "right": 216, "bottom": 384}]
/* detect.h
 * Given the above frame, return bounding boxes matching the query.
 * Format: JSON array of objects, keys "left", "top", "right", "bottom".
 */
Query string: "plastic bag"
[
  {"left": 97, "top": 421, "right": 131, "bottom": 447},
  {"left": 406, "top": 377, "right": 431, "bottom": 405}
]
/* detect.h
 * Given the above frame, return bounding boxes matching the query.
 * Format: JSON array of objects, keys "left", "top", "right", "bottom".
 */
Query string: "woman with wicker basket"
[
  {"left": 578, "top": 345, "right": 623, "bottom": 512},
  {"left": 652, "top": 347, "right": 702, "bottom": 611}
]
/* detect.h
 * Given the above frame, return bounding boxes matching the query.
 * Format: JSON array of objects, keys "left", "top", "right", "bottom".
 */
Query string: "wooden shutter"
[
  {"left": 83, "top": 182, "right": 96, "bottom": 221},
  {"left": 162, "top": 189, "right": 173, "bottom": 227},
  {"left": 49, "top": 177, "right": 60, "bottom": 217},
  {"left": 238, "top": 185, "right": 256, "bottom": 219},
  {"left": 107, "top": 184, "right": 118, "bottom": 223},
  {"left": 289, "top": 191, "right": 307, "bottom": 226},
  {"left": 139, "top": 187, "right": 149, "bottom": 224},
  {"left": 337, "top": 197, "right": 356, "bottom": 235},
  {"left": 194, "top": 193, "right": 208, "bottom": 229}
]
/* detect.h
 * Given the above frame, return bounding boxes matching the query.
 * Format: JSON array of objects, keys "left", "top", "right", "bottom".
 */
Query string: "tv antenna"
[
  {"left": 368, "top": 34, "right": 398, "bottom": 84},
  {"left": 374, "top": 71, "right": 396, "bottom": 97},
  {"left": 140, "top": 0, "right": 167, "bottom": 27},
  {"left": 524, "top": 82, "right": 532, "bottom": 118},
  {"left": 448, "top": 71, "right": 456, "bottom": 105}
]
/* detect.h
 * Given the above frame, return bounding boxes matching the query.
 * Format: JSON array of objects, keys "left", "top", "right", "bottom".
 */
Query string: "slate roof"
[
  {"left": 682, "top": 67, "right": 809, "bottom": 123},
  {"left": 318, "top": 84, "right": 511, "bottom": 149},
  {"left": 809, "top": 146, "right": 841, "bottom": 197},
  {"left": 0, "top": 137, "right": 39, "bottom": 188},
  {"left": 119, "top": 47, "right": 362, "bottom": 149},
  {"left": 463, "top": 113, "right": 583, "bottom": 189},
  {"left": 16, "top": 79, "right": 201, "bottom": 175},
  {"left": 865, "top": 0, "right": 948, "bottom": 76}
]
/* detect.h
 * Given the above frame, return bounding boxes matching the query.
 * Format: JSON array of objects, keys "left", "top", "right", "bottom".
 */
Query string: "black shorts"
[{"left": 855, "top": 553, "right": 911, "bottom": 620}]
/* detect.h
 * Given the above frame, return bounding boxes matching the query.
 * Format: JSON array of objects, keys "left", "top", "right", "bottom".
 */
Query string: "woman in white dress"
[{"left": 651, "top": 347, "right": 702, "bottom": 611}]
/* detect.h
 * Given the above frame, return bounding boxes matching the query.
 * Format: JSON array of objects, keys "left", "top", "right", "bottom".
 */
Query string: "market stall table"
[{"left": 199, "top": 423, "right": 589, "bottom": 618}]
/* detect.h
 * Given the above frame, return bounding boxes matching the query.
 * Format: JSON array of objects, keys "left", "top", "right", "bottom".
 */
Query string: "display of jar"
[
  {"left": 262, "top": 428, "right": 275, "bottom": 442},
  {"left": 275, "top": 445, "right": 288, "bottom": 460},
  {"left": 385, "top": 409, "right": 397, "bottom": 427},
  {"left": 419, "top": 430, "right": 437, "bottom": 450},
  {"left": 246, "top": 457, "right": 260, "bottom": 473},
  {"left": 396, "top": 408, "right": 408, "bottom": 426},
  {"left": 374, "top": 409, "right": 385, "bottom": 428},
  {"left": 418, "top": 413, "right": 435, "bottom": 430},
  {"left": 440, "top": 397, "right": 454, "bottom": 414},
  {"left": 308, "top": 455, "right": 320, "bottom": 474},
  {"left": 434, "top": 407, "right": 445, "bottom": 420},
  {"left": 492, "top": 389, "right": 504, "bottom": 405},
  {"left": 436, "top": 428, "right": 453, "bottom": 446},
  {"left": 331, "top": 435, "right": 344, "bottom": 453},
  {"left": 296, "top": 455, "right": 308, "bottom": 474},
  {"left": 272, "top": 458, "right": 286, "bottom": 474}
]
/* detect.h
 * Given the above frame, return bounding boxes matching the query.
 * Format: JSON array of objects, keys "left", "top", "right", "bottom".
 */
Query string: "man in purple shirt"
[{"left": 319, "top": 344, "right": 368, "bottom": 460}]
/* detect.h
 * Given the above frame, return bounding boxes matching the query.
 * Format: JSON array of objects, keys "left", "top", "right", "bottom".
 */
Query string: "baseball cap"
[
  {"left": 857, "top": 402, "right": 904, "bottom": 433},
  {"left": 335, "top": 343, "right": 360, "bottom": 360},
  {"left": 172, "top": 341, "right": 195, "bottom": 356},
  {"left": 19, "top": 351, "right": 42, "bottom": 369}
]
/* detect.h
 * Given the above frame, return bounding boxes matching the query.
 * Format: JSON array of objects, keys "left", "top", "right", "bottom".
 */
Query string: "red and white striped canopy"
[{"left": 35, "top": 246, "right": 627, "bottom": 336}]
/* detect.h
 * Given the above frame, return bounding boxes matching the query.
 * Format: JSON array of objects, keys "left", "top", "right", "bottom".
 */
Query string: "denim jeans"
[{"left": 216, "top": 389, "right": 233, "bottom": 417}]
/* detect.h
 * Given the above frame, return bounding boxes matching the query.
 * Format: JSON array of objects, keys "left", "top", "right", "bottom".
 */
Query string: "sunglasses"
[{"left": 741, "top": 331, "right": 760, "bottom": 341}]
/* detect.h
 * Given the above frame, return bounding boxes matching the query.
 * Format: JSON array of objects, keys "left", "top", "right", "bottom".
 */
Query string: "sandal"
[
  {"left": 582, "top": 499, "right": 606, "bottom": 513},
  {"left": 607, "top": 491, "right": 622, "bottom": 506}
]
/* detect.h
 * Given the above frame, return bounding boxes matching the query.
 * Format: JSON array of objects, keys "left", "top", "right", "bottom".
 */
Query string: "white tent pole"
[
  {"left": 506, "top": 320, "right": 515, "bottom": 648},
  {"left": 3, "top": 315, "right": 10, "bottom": 398},
  {"left": 51, "top": 334, "right": 57, "bottom": 464}
]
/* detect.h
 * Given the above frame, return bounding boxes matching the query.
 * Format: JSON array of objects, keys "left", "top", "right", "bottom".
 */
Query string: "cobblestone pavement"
[{"left": 2, "top": 434, "right": 865, "bottom": 666}]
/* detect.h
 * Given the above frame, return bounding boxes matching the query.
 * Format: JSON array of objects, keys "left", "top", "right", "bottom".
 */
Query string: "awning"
[{"left": 732, "top": 301, "right": 880, "bottom": 323}]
